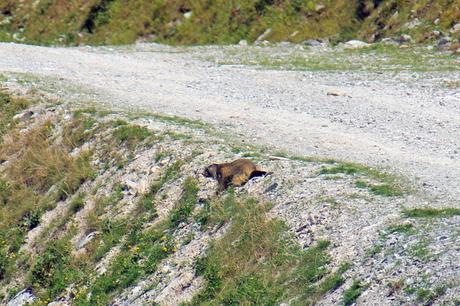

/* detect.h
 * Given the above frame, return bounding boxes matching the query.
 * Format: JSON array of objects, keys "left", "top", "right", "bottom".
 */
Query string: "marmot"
[{"left": 203, "top": 159, "right": 271, "bottom": 192}]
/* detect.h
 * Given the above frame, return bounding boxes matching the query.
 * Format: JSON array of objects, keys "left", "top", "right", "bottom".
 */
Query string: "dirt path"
[{"left": 1, "top": 42, "right": 459, "bottom": 202}]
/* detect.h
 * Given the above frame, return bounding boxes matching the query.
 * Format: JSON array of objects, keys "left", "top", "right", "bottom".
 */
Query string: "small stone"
[
  {"left": 303, "top": 39, "right": 322, "bottom": 47},
  {"left": 265, "top": 182, "right": 278, "bottom": 193},
  {"left": 398, "top": 34, "right": 412, "bottom": 43},
  {"left": 7, "top": 288, "right": 35, "bottom": 306},
  {"left": 277, "top": 41, "right": 291, "bottom": 47},
  {"left": 450, "top": 23, "right": 460, "bottom": 34},
  {"left": 343, "top": 40, "right": 371, "bottom": 49},
  {"left": 432, "top": 30, "right": 441, "bottom": 37},
  {"left": 256, "top": 28, "right": 272, "bottom": 42},
  {"left": 183, "top": 11, "right": 192, "bottom": 19},
  {"left": 381, "top": 37, "right": 398, "bottom": 45},
  {"left": 315, "top": 4, "right": 326, "bottom": 12},
  {"left": 238, "top": 40, "right": 248, "bottom": 47},
  {"left": 13, "top": 110, "right": 34, "bottom": 122},
  {"left": 254, "top": 40, "right": 270, "bottom": 46},
  {"left": 405, "top": 18, "right": 421, "bottom": 29},
  {"left": 437, "top": 37, "right": 451, "bottom": 47},
  {"left": 77, "top": 231, "right": 100, "bottom": 249}
]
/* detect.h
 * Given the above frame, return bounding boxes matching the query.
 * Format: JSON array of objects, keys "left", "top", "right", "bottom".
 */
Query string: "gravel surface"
[
  {"left": 1, "top": 93, "right": 459, "bottom": 305},
  {"left": 0, "top": 42, "right": 459, "bottom": 202}
]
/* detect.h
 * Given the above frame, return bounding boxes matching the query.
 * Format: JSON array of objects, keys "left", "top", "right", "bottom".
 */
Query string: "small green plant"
[
  {"left": 169, "top": 177, "right": 199, "bottom": 228},
  {"left": 0, "top": 91, "right": 31, "bottom": 141},
  {"left": 410, "top": 240, "right": 430, "bottom": 260},
  {"left": 365, "top": 244, "right": 382, "bottom": 257},
  {"left": 342, "top": 280, "right": 364, "bottom": 306},
  {"left": 59, "top": 150, "right": 95, "bottom": 200},
  {"left": 63, "top": 115, "right": 97, "bottom": 148},
  {"left": 355, "top": 180, "right": 367, "bottom": 188},
  {"left": 113, "top": 124, "right": 153, "bottom": 148},
  {"left": 415, "top": 285, "right": 446, "bottom": 305},
  {"left": 368, "top": 184, "right": 403, "bottom": 197},
  {"left": 403, "top": 207, "right": 460, "bottom": 218},
  {"left": 149, "top": 160, "right": 183, "bottom": 194},
  {"left": 319, "top": 162, "right": 400, "bottom": 189},
  {"left": 151, "top": 113, "right": 208, "bottom": 129},
  {"left": 314, "top": 262, "right": 351, "bottom": 298},
  {"left": 69, "top": 194, "right": 85, "bottom": 214}
]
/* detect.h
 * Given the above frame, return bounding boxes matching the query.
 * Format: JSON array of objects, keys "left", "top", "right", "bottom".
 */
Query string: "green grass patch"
[
  {"left": 76, "top": 176, "right": 197, "bottom": 305},
  {"left": 314, "top": 262, "right": 351, "bottom": 299},
  {"left": 0, "top": 113, "right": 95, "bottom": 285},
  {"left": 403, "top": 207, "right": 460, "bottom": 218},
  {"left": 151, "top": 113, "right": 208, "bottom": 129},
  {"left": 415, "top": 285, "right": 446, "bottom": 305},
  {"left": 63, "top": 114, "right": 97, "bottom": 148},
  {"left": 368, "top": 184, "right": 403, "bottom": 197},
  {"left": 211, "top": 44, "right": 460, "bottom": 73},
  {"left": 342, "top": 280, "right": 365, "bottom": 306},
  {"left": 409, "top": 240, "right": 430, "bottom": 261},
  {"left": 168, "top": 177, "right": 199, "bottom": 228},
  {"left": 0, "top": 91, "right": 31, "bottom": 142},
  {"left": 149, "top": 160, "right": 183, "bottom": 194},
  {"left": 319, "top": 161, "right": 403, "bottom": 197},
  {"left": 69, "top": 193, "right": 86, "bottom": 214},
  {"left": 190, "top": 196, "right": 340, "bottom": 305},
  {"left": 113, "top": 124, "right": 154, "bottom": 148}
]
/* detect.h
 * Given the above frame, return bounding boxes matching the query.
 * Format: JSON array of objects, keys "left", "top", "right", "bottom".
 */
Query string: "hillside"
[
  {"left": 1, "top": 86, "right": 459, "bottom": 305},
  {"left": 0, "top": 0, "right": 459, "bottom": 45}
]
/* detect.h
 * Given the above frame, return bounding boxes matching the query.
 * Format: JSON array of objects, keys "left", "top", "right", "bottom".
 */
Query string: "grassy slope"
[
  {"left": 0, "top": 92, "right": 342, "bottom": 304},
  {"left": 0, "top": 0, "right": 459, "bottom": 45}
]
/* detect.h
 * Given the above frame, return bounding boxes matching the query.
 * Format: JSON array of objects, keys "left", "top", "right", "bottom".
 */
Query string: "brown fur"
[{"left": 203, "top": 159, "right": 271, "bottom": 192}]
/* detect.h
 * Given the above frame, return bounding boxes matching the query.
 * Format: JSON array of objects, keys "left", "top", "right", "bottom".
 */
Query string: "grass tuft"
[
  {"left": 403, "top": 207, "right": 460, "bottom": 218},
  {"left": 113, "top": 124, "right": 153, "bottom": 148},
  {"left": 342, "top": 279, "right": 364, "bottom": 306},
  {"left": 169, "top": 177, "right": 199, "bottom": 228}
]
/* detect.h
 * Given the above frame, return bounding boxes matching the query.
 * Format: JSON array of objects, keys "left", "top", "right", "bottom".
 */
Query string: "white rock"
[
  {"left": 450, "top": 23, "right": 460, "bottom": 34},
  {"left": 405, "top": 18, "right": 421, "bottom": 29},
  {"left": 315, "top": 4, "right": 326, "bottom": 12},
  {"left": 183, "top": 11, "right": 193, "bottom": 19},
  {"left": 343, "top": 40, "right": 371, "bottom": 49},
  {"left": 77, "top": 231, "right": 100, "bottom": 249},
  {"left": 238, "top": 39, "right": 248, "bottom": 47},
  {"left": 7, "top": 288, "right": 35, "bottom": 306},
  {"left": 398, "top": 34, "right": 412, "bottom": 42},
  {"left": 256, "top": 28, "right": 272, "bottom": 42}
]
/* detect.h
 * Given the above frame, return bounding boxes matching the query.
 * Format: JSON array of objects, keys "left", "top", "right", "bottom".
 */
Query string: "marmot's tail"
[{"left": 250, "top": 170, "right": 273, "bottom": 179}]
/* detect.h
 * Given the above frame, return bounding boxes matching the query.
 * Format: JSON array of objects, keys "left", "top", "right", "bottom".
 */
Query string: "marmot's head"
[{"left": 203, "top": 164, "right": 218, "bottom": 179}]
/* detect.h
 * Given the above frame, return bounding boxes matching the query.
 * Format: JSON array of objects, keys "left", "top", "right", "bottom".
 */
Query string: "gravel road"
[{"left": 1, "top": 42, "right": 459, "bottom": 202}]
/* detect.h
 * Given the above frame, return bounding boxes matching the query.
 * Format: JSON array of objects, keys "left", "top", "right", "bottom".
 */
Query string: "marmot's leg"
[
  {"left": 217, "top": 175, "right": 231, "bottom": 193},
  {"left": 232, "top": 174, "right": 249, "bottom": 187}
]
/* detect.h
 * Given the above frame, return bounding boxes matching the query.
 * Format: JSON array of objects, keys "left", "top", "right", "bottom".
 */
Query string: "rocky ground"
[
  {"left": 0, "top": 42, "right": 459, "bottom": 203},
  {"left": 0, "top": 42, "right": 459, "bottom": 305}
]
